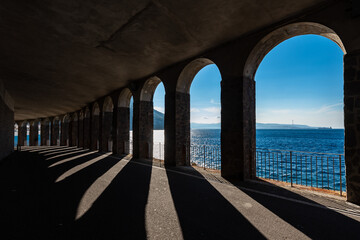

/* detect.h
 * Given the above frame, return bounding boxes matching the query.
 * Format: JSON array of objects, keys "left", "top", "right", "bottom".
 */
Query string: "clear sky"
[
  {"left": 153, "top": 34, "right": 344, "bottom": 129},
  {"left": 256, "top": 35, "right": 344, "bottom": 128}
]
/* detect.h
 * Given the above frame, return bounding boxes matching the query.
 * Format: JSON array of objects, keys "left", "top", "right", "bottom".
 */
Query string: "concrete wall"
[{"left": 0, "top": 79, "right": 14, "bottom": 161}]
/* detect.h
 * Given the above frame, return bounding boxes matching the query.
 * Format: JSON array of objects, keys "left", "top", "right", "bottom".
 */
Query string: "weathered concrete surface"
[
  {"left": 1, "top": 148, "right": 360, "bottom": 239},
  {"left": 344, "top": 50, "right": 360, "bottom": 205}
]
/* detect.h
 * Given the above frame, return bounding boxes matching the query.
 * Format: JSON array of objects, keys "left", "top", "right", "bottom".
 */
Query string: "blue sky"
[{"left": 153, "top": 34, "right": 344, "bottom": 128}]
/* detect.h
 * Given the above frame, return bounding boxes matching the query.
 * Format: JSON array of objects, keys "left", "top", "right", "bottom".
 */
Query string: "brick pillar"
[
  {"left": 78, "top": 116, "right": 84, "bottom": 148},
  {"left": 133, "top": 100, "right": 153, "bottom": 159},
  {"left": 164, "top": 91, "right": 190, "bottom": 166},
  {"left": 41, "top": 120, "right": 50, "bottom": 146},
  {"left": 221, "top": 76, "right": 255, "bottom": 180},
  {"left": 100, "top": 111, "right": 113, "bottom": 152},
  {"left": 91, "top": 114, "right": 100, "bottom": 151},
  {"left": 115, "top": 107, "right": 130, "bottom": 155},
  {"left": 60, "top": 120, "right": 69, "bottom": 146},
  {"left": 83, "top": 115, "right": 90, "bottom": 149},
  {"left": 344, "top": 50, "right": 360, "bottom": 205},
  {"left": 51, "top": 120, "right": 59, "bottom": 146},
  {"left": 29, "top": 121, "right": 38, "bottom": 146}
]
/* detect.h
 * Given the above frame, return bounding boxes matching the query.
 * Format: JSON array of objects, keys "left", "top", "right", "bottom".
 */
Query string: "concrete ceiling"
[{"left": 0, "top": 0, "right": 327, "bottom": 120}]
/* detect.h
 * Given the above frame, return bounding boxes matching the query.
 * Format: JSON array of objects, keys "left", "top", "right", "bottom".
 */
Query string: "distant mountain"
[
  {"left": 129, "top": 107, "right": 164, "bottom": 130},
  {"left": 256, "top": 123, "right": 317, "bottom": 129},
  {"left": 191, "top": 122, "right": 220, "bottom": 129},
  {"left": 130, "top": 108, "right": 319, "bottom": 130}
]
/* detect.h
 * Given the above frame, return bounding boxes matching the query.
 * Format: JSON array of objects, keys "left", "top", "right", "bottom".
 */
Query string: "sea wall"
[{"left": 0, "top": 79, "right": 14, "bottom": 162}]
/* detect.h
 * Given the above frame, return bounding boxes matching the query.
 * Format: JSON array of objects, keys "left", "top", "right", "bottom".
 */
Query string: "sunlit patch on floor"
[
  {"left": 55, "top": 152, "right": 112, "bottom": 183},
  {"left": 75, "top": 156, "right": 129, "bottom": 220},
  {"left": 48, "top": 151, "right": 97, "bottom": 167}
]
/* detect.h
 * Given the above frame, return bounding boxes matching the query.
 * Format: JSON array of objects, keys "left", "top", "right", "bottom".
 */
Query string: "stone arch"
[
  {"left": 167, "top": 58, "right": 220, "bottom": 166},
  {"left": 61, "top": 115, "right": 71, "bottom": 146},
  {"left": 101, "top": 96, "right": 114, "bottom": 152},
  {"left": 18, "top": 121, "right": 29, "bottom": 146},
  {"left": 116, "top": 88, "right": 133, "bottom": 155},
  {"left": 244, "top": 22, "right": 346, "bottom": 80},
  {"left": 118, "top": 88, "right": 133, "bottom": 108},
  {"left": 78, "top": 110, "right": 84, "bottom": 148},
  {"left": 103, "top": 96, "right": 114, "bottom": 112},
  {"left": 177, "top": 58, "right": 215, "bottom": 94},
  {"left": 240, "top": 21, "right": 347, "bottom": 186},
  {"left": 92, "top": 102, "right": 100, "bottom": 116},
  {"left": 52, "top": 116, "right": 61, "bottom": 146},
  {"left": 91, "top": 102, "right": 100, "bottom": 150},
  {"left": 41, "top": 118, "right": 51, "bottom": 146},
  {"left": 140, "top": 76, "right": 162, "bottom": 101},
  {"left": 69, "top": 113, "right": 78, "bottom": 147},
  {"left": 83, "top": 107, "right": 91, "bottom": 149}
]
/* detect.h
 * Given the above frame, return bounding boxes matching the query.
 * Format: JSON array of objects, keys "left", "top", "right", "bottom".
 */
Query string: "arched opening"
[
  {"left": 135, "top": 76, "right": 162, "bottom": 159},
  {"left": 14, "top": 123, "right": 18, "bottom": 147},
  {"left": 41, "top": 118, "right": 51, "bottom": 146},
  {"left": 117, "top": 88, "right": 133, "bottom": 155},
  {"left": 84, "top": 107, "right": 91, "bottom": 149},
  {"left": 91, "top": 103, "right": 100, "bottom": 151},
  {"left": 152, "top": 81, "right": 165, "bottom": 161},
  {"left": 69, "top": 113, "right": 78, "bottom": 147},
  {"left": 245, "top": 22, "right": 346, "bottom": 195},
  {"left": 174, "top": 58, "right": 221, "bottom": 168},
  {"left": 78, "top": 111, "right": 84, "bottom": 148},
  {"left": 61, "top": 115, "right": 70, "bottom": 146},
  {"left": 102, "top": 96, "right": 114, "bottom": 152},
  {"left": 52, "top": 117, "right": 60, "bottom": 146}
]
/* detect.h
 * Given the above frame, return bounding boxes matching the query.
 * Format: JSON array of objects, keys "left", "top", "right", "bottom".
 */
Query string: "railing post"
[
  {"left": 290, "top": 151, "right": 293, "bottom": 187},
  {"left": 203, "top": 145, "right": 206, "bottom": 170},
  {"left": 339, "top": 154, "right": 342, "bottom": 196}
]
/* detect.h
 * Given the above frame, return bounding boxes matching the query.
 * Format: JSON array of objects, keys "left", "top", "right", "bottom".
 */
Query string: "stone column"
[
  {"left": 83, "top": 115, "right": 90, "bottom": 149},
  {"left": 17, "top": 122, "right": 26, "bottom": 146},
  {"left": 78, "top": 116, "right": 84, "bottom": 148},
  {"left": 29, "top": 121, "right": 38, "bottom": 146},
  {"left": 91, "top": 114, "right": 100, "bottom": 151},
  {"left": 344, "top": 50, "right": 360, "bottom": 205},
  {"left": 69, "top": 118, "right": 78, "bottom": 147},
  {"left": 164, "top": 91, "right": 190, "bottom": 166},
  {"left": 51, "top": 119, "right": 59, "bottom": 146},
  {"left": 41, "top": 120, "right": 50, "bottom": 146},
  {"left": 221, "top": 76, "right": 255, "bottom": 180},
  {"left": 115, "top": 107, "right": 130, "bottom": 155},
  {"left": 60, "top": 120, "right": 69, "bottom": 146},
  {"left": 100, "top": 111, "right": 113, "bottom": 152},
  {"left": 133, "top": 100, "right": 153, "bottom": 159}
]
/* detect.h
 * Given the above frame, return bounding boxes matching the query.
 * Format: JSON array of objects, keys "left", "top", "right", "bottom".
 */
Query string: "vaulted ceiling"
[{"left": 0, "top": 0, "right": 327, "bottom": 120}]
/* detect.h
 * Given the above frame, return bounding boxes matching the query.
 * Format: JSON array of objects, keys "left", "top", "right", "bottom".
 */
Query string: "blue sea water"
[
  {"left": 191, "top": 129, "right": 344, "bottom": 154},
  {"left": 190, "top": 129, "right": 345, "bottom": 191}
]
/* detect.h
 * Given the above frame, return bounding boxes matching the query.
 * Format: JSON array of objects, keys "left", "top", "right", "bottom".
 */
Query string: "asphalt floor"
[{"left": 1, "top": 146, "right": 360, "bottom": 240}]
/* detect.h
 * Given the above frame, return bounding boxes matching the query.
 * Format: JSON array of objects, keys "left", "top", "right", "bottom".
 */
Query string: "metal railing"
[
  {"left": 256, "top": 148, "right": 345, "bottom": 195},
  {"left": 190, "top": 145, "right": 221, "bottom": 170}
]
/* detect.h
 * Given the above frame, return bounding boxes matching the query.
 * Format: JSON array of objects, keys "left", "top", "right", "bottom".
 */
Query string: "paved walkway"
[{"left": 1, "top": 146, "right": 360, "bottom": 239}]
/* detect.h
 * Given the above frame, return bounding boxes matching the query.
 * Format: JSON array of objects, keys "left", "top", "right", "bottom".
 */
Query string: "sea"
[{"left": 15, "top": 129, "right": 345, "bottom": 191}]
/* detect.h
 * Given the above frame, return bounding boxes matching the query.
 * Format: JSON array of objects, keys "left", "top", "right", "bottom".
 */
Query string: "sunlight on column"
[
  {"left": 145, "top": 167, "right": 183, "bottom": 239},
  {"left": 55, "top": 152, "right": 112, "bottom": 183},
  {"left": 75, "top": 156, "right": 130, "bottom": 220},
  {"left": 48, "top": 151, "right": 97, "bottom": 168}
]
